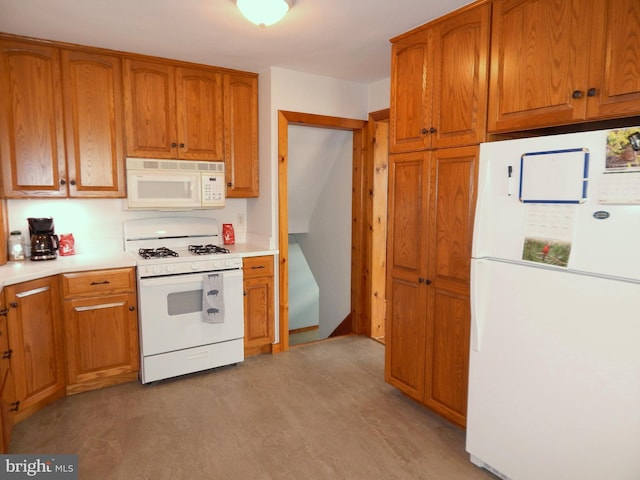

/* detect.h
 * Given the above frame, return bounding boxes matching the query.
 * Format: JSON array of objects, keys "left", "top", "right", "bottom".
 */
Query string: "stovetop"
[
  {"left": 138, "top": 244, "right": 231, "bottom": 259},
  {"left": 124, "top": 217, "right": 241, "bottom": 277}
]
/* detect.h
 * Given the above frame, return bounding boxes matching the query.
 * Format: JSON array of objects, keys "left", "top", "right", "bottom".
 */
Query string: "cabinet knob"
[
  {"left": 129, "top": 306, "right": 135, "bottom": 311},
  {"left": 429, "top": 127, "right": 437, "bottom": 134},
  {"left": 171, "top": 142, "right": 177, "bottom": 148},
  {"left": 421, "top": 128, "right": 428, "bottom": 134},
  {"left": 572, "top": 90, "right": 584, "bottom": 99},
  {"left": 60, "top": 178, "right": 66, "bottom": 186},
  {"left": 70, "top": 179, "right": 76, "bottom": 186},
  {"left": 179, "top": 143, "right": 185, "bottom": 148},
  {"left": 587, "top": 87, "right": 597, "bottom": 97},
  {"left": 227, "top": 182, "right": 232, "bottom": 187},
  {"left": 10, "top": 302, "right": 17, "bottom": 308}
]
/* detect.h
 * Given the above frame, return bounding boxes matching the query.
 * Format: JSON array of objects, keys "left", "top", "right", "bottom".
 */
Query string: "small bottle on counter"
[{"left": 8, "top": 230, "right": 25, "bottom": 261}]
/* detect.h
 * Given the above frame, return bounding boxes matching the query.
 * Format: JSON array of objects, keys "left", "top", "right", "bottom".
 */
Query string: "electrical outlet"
[{"left": 236, "top": 213, "right": 245, "bottom": 228}]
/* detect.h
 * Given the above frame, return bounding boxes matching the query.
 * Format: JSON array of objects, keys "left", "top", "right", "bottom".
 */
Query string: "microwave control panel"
[{"left": 202, "top": 173, "right": 226, "bottom": 207}]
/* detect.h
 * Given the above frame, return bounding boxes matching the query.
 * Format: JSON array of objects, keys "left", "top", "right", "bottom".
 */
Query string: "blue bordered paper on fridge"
[{"left": 519, "top": 148, "right": 589, "bottom": 204}]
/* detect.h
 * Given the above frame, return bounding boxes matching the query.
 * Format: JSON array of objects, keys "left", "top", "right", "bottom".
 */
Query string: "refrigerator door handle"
[{"left": 470, "top": 259, "right": 486, "bottom": 352}]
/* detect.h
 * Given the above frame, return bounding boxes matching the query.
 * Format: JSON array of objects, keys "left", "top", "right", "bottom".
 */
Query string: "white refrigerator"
[{"left": 466, "top": 127, "right": 640, "bottom": 480}]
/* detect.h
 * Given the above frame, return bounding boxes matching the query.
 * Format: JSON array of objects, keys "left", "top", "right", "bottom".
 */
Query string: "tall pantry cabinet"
[{"left": 385, "top": 1, "right": 489, "bottom": 428}]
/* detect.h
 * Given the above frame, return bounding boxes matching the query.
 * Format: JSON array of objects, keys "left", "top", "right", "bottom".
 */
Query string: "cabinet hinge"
[
  {"left": 0, "top": 308, "right": 8, "bottom": 316},
  {"left": 2, "top": 349, "right": 12, "bottom": 360}
]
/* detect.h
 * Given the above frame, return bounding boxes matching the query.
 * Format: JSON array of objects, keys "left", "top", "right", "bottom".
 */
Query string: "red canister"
[
  {"left": 59, "top": 233, "right": 76, "bottom": 256},
  {"left": 222, "top": 224, "right": 235, "bottom": 245}
]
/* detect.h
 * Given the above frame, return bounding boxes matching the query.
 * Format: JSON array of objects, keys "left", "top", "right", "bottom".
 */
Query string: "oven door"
[{"left": 138, "top": 269, "right": 244, "bottom": 356}]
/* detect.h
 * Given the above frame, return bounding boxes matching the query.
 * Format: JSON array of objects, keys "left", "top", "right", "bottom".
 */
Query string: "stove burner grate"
[
  {"left": 139, "top": 247, "right": 179, "bottom": 259},
  {"left": 188, "top": 244, "right": 230, "bottom": 255}
]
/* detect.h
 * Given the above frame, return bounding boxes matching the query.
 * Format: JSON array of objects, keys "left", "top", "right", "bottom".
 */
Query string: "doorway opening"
[{"left": 277, "top": 109, "right": 389, "bottom": 351}]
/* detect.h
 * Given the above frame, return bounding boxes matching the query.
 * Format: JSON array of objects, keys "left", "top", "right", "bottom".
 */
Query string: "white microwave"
[{"left": 126, "top": 158, "right": 226, "bottom": 210}]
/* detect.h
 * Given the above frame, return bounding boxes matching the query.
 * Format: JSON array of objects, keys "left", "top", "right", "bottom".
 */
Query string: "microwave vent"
[{"left": 127, "top": 157, "right": 224, "bottom": 173}]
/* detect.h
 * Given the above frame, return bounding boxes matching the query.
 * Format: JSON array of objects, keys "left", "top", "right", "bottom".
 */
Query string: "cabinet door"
[
  {"left": 488, "top": 0, "right": 594, "bottom": 132},
  {"left": 0, "top": 40, "right": 66, "bottom": 197},
  {"left": 176, "top": 67, "right": 224, "bottom": 160},
  {"left": 389, "top": 29, "right": 432, "bottom": 153},
  {"left": 61, "top": 50, "right": 125, "bottom": 197},
  {"left": 0, "top": 311, "right": 16, "bottom": 454},
  {"left": 124, "top": 59, "right": 177, "bottom": 158},
  {"left": 0, "top": 200, "right": 7, "bottom": 265},
  {"left": 63, "top": 292, "right": 139, "bottom": 392},
  {"left": 224, "top": 74, "right": 259, "bottom": 197},
  {"left": 243, "top": 276, "right": 274, "bottom": 349},
  {"left": 5, "top": 277, "right": 65, "bottom": 422},
  {"left": 423, "top": 146, "right": 477, "bottom": 428},
  {"left": 243, "top": 256, "right": 274, "bottom": 351},
  {"left": 431, "top": 4, "right": 490, "bottom": 148},
  {"left": 384, "top": 152, "right": 430, "bottom": 401},
  {"left": 586, "top": 0, "right": 640, "bottom": 119}
]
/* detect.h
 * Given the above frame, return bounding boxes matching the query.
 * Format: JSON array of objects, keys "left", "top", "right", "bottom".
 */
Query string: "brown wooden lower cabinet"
[
  {"left": 5, "top": 276, "right": 66, "bottom": 423},
  {"left": 385, "top": 146, "right": 477, "bottom": 428},
  {"left": 60, "top": 268, "right": 139, "bottom": 395},
  {"left": 243, "top": 255, "right": 275, "bottom": 356},
  {"left": 0, "top": 296, "right": 17, "bottom": 454}
]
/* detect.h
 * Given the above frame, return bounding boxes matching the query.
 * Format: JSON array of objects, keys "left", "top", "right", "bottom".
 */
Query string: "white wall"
[
  {"left": 368, "top": 77, "right": 391, "bottom": 113},
  {"left": 5, "top": 198, "right": 248, "bottom": 255}
]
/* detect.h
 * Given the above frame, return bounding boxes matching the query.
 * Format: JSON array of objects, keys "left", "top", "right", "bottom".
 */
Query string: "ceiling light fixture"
[{"left": 236, "top": 0, "right": 293, "bottom": 27}]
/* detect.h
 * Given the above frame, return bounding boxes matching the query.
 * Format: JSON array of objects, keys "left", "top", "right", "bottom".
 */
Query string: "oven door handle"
[{"left": 139, "top": 269, "right": 242, "bottom": 287}]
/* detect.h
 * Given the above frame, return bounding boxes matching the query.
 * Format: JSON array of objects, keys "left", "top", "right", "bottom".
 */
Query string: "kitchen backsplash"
[{"left": 6, "top": 198, "right": 248, "bottom": 255}]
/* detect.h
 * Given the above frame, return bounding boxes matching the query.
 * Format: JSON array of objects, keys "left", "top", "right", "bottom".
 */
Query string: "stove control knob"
[
  {"left": 212, "top": 260, "right": 220, "bottom": 269},
  {"left": 167, "top": 265, "right": 175, "bottom": 273},
  {"left": 191, "top": 263, "right": 199, "bottom": 271},
  {"left": 153, "top": 266, "right": 161, "bottom": 274}
]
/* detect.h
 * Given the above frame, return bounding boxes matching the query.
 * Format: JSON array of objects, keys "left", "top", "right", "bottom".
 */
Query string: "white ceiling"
[{"left": 0, "top": 0, "right": 472, "bottom": 83}]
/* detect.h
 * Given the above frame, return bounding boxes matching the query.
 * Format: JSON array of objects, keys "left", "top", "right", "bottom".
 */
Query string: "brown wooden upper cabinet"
[
  {"left": 123, "top": 59, "right": 224, "bottom": 161},
  {"left": 488, "top": 0, "right": 640, "bottom": 132},
  {"left": 224, "top": 74, "right": 259, "bottom": 197},
  {"left": 61, "top": 50, "right": 125, "bottom": 197},
  {"left": 0, "top": 40, "right": 65, "bottom": 197},
  {"left": 0, "top": 38, "right": 125, "bottom": 198},
  {"left": 390, "top": 2, "right": 491, "bottom": 153}
]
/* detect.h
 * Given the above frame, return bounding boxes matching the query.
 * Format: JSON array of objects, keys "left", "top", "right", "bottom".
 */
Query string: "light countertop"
[{"left": 0, "top": 244, "right": 277, "bottom": 290}]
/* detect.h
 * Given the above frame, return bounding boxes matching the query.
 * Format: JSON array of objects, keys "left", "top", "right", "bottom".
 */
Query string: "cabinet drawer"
[
  {"left": 243, "top": 256, "right": 273, "bottom": 278},
  {"left": 61, "top": 268, "right": 135, "bottom": 297}
]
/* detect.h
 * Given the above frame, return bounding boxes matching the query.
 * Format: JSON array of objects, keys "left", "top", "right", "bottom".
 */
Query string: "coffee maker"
[{"left": 28, "top": 217, "right": 58, "bottom": 261}]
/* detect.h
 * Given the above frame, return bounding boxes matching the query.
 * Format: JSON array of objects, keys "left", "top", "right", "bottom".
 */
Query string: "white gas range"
[{"left": 124, "top": 217, "right": 244, "bottom": 384}]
